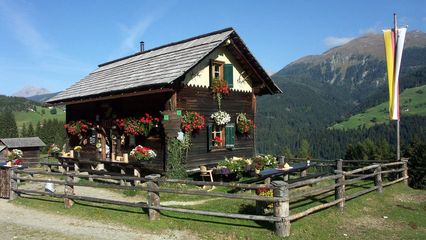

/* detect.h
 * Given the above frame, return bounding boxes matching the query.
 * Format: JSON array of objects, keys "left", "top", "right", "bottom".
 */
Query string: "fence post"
[
  {"left": 64, "top": 173, "right": 74, "bottom": 208},
  {"left": 374, "top": 165, "right": 383, "bottom": 193},
  {"left": 9, "top": 168, "right": 17, "bottom": 200},
  {"left": 335, "top": 159, "right": 345, "bottom": 209},
  {"left": 402, "top": 159, "right": 408, "bottom": 185},
  {"left": 272, "top": 180, "right": 290, "bottom": 237},
  {"left": 146, "top": 174, "right": 161, "bottom": 220}
]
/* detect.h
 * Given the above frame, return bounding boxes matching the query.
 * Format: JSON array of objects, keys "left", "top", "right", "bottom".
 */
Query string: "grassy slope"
[
  {"left": 13, "top": 183, "right": 426, "bottom": 240},
  {"left": 332, "top": 85, "right": 426, "bottom": 130},
  {"left": 14, "top": 105, "right": 65, "bottom": 130}
]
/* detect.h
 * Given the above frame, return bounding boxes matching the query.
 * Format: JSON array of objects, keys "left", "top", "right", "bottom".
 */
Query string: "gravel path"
[{"left": 0, "top": 199, "right": 198, "bottom": 240}]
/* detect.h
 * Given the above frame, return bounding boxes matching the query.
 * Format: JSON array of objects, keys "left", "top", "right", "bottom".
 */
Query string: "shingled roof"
[
  {"left": 0, "top": 137, "right": 46, "bottom": 148},
  {"left": 47, "top": 28, "right": 280, "bottom": 104}
]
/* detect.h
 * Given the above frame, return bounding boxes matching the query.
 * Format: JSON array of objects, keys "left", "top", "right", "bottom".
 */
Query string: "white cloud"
[
  {"left": 323, "top": 36, "right": 355, "bottom": 48},
  {"left": 117, "top": 16, "right": 155, "bottom": 55}
]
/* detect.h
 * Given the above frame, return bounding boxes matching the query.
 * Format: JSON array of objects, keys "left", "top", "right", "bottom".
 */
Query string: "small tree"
[
  {"left": 298, "top": 139, "right": 311, "bottom": 159},
  {"left": 50, "top": 107, "right": 57, "bottom": 115}
]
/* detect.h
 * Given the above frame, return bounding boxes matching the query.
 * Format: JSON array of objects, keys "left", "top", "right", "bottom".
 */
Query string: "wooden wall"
[{"left": 177, "top": 86, "right": 255, "bottom": 169}]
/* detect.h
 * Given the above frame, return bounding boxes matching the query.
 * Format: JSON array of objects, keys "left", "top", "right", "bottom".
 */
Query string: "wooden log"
[
  {"left": 380, "top": 168, "right": 405, "bottom": 175},
  {"left": 120, "top": 168, "right": 126, "bottom": 186},
  {"left": 64, "top": 174, "right": 74, "bottom": 208},
  {"left": 291, "top": 182, "right": 339, "bottom": 201},
  {"left": 300, "top": 169, "right": 307, "bottom": 178},
  {"left": 134, "top": 168, "right": 141, "bottom": 186},
  {"left": 374, "top": 165, "right": 383, "bottom": 193},
  {"left": 344, "top": 164, "right": 379, "bottom": 175},
  {"left": 402, "top": 160, "right": 408, "bottom": 185},
  {"left": 288, "top": 174, "right": 342, "bottom": 189},
  {"left": 13, "top": 177, "right": 65, "bottom": 185},
  {"left": 15, "top": 189, "right": 148, "bottom": 208},
  {"left": 335, "top": 159, "right": 344, "bottom": 209},
  {"left": 342, "top": 160, "right": 392, "bottom": 163},
  {"left": 345, "top": 186, "right": 378, "bottom": 200},
  {"left": 154, "top": 205, "right": 279, "bottom": 222},
  {"left": 344, "top": 172, "right": 377, "bottom": 185},
  {"left": 162, "top": 178, "right": 273, "bottom": 190},
  {"left": 272, "top": 181, "right": 290, "bottom": 237},
  {"left": 382, "top": 176, "right": 407, "bottom": 187},
  {"left": 146, "top": 174, "right": 161, "bottom": 220},
  {"left": 288, "top": 198, "right": 344, "bottom": 221},
  {"left": 380, "top": 161, "right": 404, "bottom": 167},
  {"left": 9, "top": 168, "right": 17, "bottom": 200}
]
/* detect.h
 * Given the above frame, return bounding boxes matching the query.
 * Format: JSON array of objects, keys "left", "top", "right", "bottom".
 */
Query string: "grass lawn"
[
  {"left": 14, "top": 105, "right": 65, "bottom": 130},
  {"left": 12, "top": 182, "right": 426, "bottom": 240}
]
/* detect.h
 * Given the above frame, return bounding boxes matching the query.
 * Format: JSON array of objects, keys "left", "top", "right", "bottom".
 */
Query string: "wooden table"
[{"left": 259, "top": 162, "right": 313, "bottom": 181}]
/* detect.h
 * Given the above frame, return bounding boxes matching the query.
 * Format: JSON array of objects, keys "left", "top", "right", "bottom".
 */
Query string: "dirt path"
[{"left": 0, "top": 199, "right": 198, "bottom": 240}]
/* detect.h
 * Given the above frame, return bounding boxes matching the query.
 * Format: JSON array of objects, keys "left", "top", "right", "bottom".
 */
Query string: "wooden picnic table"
[{"left": 259, "top": 162, "right": 313, "bottom": 181}]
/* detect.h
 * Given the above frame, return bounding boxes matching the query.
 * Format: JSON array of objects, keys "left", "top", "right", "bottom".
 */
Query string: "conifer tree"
[
  {"left": 27, "top": 122, "right": 35, "bottom": 137},
  {"left": 0, "top": 111, "right": 18, "bottom": 138},
  {"left": 21, "top": 122, "right": 27, "bottom": 137}
]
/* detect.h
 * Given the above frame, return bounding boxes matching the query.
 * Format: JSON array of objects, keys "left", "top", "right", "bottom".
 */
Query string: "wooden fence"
[{"left": 7, "top": 159, "right": 408, "bottom": 237}]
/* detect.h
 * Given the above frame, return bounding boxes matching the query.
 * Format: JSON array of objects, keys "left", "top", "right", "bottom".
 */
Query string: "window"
[
  {"left": 210, "top": 60, "right": 233, "bottom": 87},
  {"left": 208, "top": 123, "right": 235, "bottom": 151},
  {"left": 211, "top": 60, "right": 224, "bottom": 82}
]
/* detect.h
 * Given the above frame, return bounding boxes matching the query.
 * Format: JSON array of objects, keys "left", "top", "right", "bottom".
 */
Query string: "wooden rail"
[{"left": 7, "top": 159, "right": 409, "bottom": 238}]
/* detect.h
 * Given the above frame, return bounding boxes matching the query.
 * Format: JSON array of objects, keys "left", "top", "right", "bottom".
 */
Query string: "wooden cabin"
[
  {"left": 0, "top": 137, "right": 46, "bottom": 166},
  {"left": 47, "top": 28, "right": 281, "bottom": 173}
]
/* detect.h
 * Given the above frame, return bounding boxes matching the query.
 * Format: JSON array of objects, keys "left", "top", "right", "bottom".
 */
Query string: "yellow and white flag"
[{"left": 383, "top": 27, "right": 407, "bottom": 120}]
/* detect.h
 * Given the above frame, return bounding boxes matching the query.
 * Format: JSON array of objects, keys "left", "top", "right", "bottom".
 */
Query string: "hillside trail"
[{"left": 0, "top": 198, "right": 198, "bottom": 240}]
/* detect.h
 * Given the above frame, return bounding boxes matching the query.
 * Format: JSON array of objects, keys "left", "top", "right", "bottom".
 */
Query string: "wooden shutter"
[
  {"left": 207, "top": 123, "right": 213, "bottom": 151},
  {"left": 225, "top": 123, "right": 235, "bottom": 150},
  {"left": 224, "top": 64, "right": 233, "bottom": 87}
]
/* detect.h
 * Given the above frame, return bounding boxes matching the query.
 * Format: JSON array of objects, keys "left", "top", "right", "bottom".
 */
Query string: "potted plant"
[
  {"left": 181, "top": 111, "right": 205, "bottom": 134},
  {"left": 236, "top": 113, "right": 254, "bottom": 135},
  {"left": 64, "top": 120, "right": 92, "bottom": 139},
  {"left": 210, "top": 78, "right": 230, "bottom": 109},
  {"left": 210, "top": 111, "right": 231, "bottom": 126},
  {"left": 7, "top": 149, "right": 23, "bottom": 167},
  {"left": 48, "top": 144, "right": 61, "bottom": 158},
  {"left": 130, "top": 145, "right": 157, "bottom": 161}
]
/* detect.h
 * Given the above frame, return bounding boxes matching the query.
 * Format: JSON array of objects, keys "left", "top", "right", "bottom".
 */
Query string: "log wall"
[{"left": 177, "top": 86, "right": 255, "bottom": 168}]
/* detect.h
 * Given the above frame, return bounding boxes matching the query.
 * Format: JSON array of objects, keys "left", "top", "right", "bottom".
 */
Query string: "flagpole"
[{"left": 394, "top": 13, "right": 401, "bottom": 161}]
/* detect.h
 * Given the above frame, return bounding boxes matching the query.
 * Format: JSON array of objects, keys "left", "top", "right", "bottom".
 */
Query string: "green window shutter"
[
  {"left": 224, "top": 64, "right": 233, "bottom": 87},
  {"left": 225, "top": 123, "right": 235, "bottom": 150},
  {"left": 207, "top": 123, "right": 213, "bottom": 151}
]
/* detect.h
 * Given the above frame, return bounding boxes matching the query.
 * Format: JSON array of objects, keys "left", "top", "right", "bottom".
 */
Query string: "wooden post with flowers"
[{"left": 272, "top": 180, "right": 290, "bottom": 237}]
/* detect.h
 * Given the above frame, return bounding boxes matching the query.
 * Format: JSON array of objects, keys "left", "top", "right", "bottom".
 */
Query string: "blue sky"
[{"left": 0, "top": 0, "right": 425, "bottom": 95}]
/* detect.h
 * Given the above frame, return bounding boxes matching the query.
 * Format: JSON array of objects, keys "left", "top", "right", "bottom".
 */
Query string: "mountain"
[
  {"left": 256, "top": 31, "right": 426, "bottom": 157},
  {"left": 28, "top": 92, "right": 60, "bottom": 103},
  {"left": 13, "top": 86, "right": 50, "bottom": 98}
]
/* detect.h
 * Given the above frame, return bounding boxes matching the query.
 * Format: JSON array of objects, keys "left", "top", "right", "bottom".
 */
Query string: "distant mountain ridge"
[
  {"left": 256, "top": 31, "right": 426, "bottom": 157},
  {"left": 13, "top": 86, "right": 50, "bottom": 98},
  {"left": 28, "top": 92, "right": 60, "bottom": 103}
]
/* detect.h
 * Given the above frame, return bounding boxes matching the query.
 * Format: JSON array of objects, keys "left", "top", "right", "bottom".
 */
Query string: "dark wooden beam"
[{"left": 50, "top": 88, "right": 175, "bottom": 106}]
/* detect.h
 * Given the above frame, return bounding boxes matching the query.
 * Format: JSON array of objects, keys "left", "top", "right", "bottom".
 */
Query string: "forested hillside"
[
  {"left": 256, "top": 31, "right": 426, "bottom": 159},
  {"left": 0, "top": 95, "right": 66, "bottom": 151}
]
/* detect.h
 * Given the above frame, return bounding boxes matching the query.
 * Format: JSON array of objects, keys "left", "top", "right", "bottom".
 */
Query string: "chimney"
[{"left": 140, "top": 41, "right": 144, "bottom": 52}]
